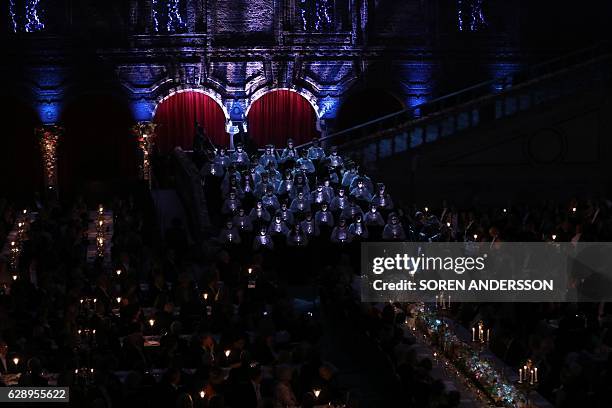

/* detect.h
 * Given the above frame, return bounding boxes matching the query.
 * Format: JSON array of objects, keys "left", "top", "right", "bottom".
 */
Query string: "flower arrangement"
[
  {"left": 132, "top": 122, "right": 157, "bottom": 184},
  {"left": 418, "top": 307, "right": 526, "bottom": 407},
  {"left": 35, "top": 126, "right": 63, "bottom": 189}
]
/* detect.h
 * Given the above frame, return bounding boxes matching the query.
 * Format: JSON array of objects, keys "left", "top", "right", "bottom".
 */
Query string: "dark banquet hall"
[{"left": 2, "top": 1, "right": 612, "bottom": 407}]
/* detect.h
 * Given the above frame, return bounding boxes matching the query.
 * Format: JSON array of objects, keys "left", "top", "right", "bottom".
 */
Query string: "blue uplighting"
[
  {"left": 38, "top": 102, "right": 61, "bottom": 125},
  {"left": 131, "top": 99, "right": 155, "bottom": 122}
]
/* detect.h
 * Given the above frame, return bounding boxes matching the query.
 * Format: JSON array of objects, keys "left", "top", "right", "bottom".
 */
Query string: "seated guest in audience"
[
  {"left": 0, "top": 341, "right": 8, "bottom": 374},
  {"left": 280, "top": 139, "right": 298, "bottom": 164},
  {"left": 297, "top": 150, "right": 316, "bottom": 174},
  {"left": 274, "top": 365, "right": 298, "bottom": 408},
  {"left": 17, "top": 358, "right": 48, "bottom": 387},
  {"left": 307, "top": 137, "right": 326, "bottom": 161},
  {"left": 253, "top": 226, "right": 274, "bottom": 250},
  {"left": 330, "top": 218, "right": 353, "bottom": 244},
  {"left": 382, "top": 212, "right": 407, "bottom": 240}
]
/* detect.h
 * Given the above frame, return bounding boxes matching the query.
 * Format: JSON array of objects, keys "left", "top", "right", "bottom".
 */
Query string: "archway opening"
[
  {"left": 246, "top": 89, "right": 319, "bottom": 147},
  {"left": 336, "top": 89, "right": 405, "bottom": 131},
  {"left": 153, "top": 90, "right": 228, "bottom": 152},
  {"left": 0, "top": 100, "right": 43, "bottom": 199},
  {"left": 59, "top": 94, "right": 138, "bottom": 195}
]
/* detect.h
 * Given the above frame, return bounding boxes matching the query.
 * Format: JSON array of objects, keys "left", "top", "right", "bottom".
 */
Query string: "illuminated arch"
[
  {"left": 245, "top": 87, "right": 321, "bottom": 118},
  {"left": 153, "top": 87, "right": 230, "bottom": 120},
  {"left": 245, "top": 88, "right": 321, "bottom": 147},
  {"left": 153, "top": 89, "right": 229, "bottom": 151}
]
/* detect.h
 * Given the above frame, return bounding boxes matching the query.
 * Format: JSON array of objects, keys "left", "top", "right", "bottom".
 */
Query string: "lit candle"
[
  {"left": 472, "top": 327, "right": 476, "bottom": 342},
  {"left": 530, "top": 369, "right": 534, "bottom": 385},
  {"left": 12, "top": 275, "right": 17, "bottom": 281},
  {"left": 519, "top": 368, "right": 523, "bottom": 383},
  {"left": 572, "top": 207, "right": 576, "bottom": 213},
  {"left": 534, "top": 367, "right": 538, "bottom": 383},
  {"left": 203, "top": 293, "right": 209, "bottom": 301},
  {"left": 473, "top": 234, "right": 478, "bottom": 241},
  {"left": 199, "top": 390, "right": 206, "bottom": 399},
  {"left": 116, "top": 297, "right": 121, "bottom": 304},
  {"left": 446, "top": 222, "right": 451, "bottom": 228},
  {"left": 313, "top": 389, "right": 321, "bottom": 398},
  {"left": 424, "top": 207, "right": 429, "bottom": 213},
  {"left": 552, "top": 234, "right": 557, "bottom": 241},
  {"left": 116, "top": 269, "right": 122, "bottom": 276},
  {"left": 248, "top": 268, "right": 252, "bottom": 275},
  {"left": 224, "top": 349, "right": 231, "bottom": 358},
  {"left": 13, "top": 357, "right": 19, "bottom": 366},
  {"left": 148, "top": 319, "right": 155, "bottom": 327}
]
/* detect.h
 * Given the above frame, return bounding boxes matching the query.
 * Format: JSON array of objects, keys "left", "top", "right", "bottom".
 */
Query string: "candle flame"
[
  {"left": 313, "top": 389, "right": 321, "bottom": 398},
  {"left": 148, "top": 319, "right": 155, "bottom": 327},
  {"left": 224, "top": 349, "right": 231, "bottom": 357}
]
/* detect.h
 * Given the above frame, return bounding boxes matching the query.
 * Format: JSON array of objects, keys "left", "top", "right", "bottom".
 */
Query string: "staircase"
[{"left": 319, "top": 43, "right": 612, "bottom": 165}]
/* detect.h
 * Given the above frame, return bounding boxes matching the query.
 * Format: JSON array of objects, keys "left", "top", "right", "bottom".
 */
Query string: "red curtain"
[
  {"left": 247, "top": 90, "right": 319, "bottom": 147},
  {"left": 0, "top": 101, "right": 43, "bottom": 196},
  {"left": 59, "top": 95, "right": 139, "bottom": 193},
  {"left": 153, "top": 91, "right": 228, "bottom": 152}
]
